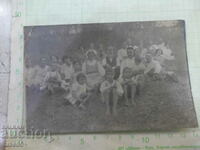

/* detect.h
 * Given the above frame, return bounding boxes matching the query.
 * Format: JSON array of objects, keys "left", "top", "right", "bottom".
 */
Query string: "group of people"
[{"left": 25, "top": 38, "right": 177, "bottom": 115}]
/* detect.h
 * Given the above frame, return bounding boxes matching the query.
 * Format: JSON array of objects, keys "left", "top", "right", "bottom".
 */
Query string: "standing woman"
[{"left": 82, "top": 49, "right": 105, "bottom": 90}]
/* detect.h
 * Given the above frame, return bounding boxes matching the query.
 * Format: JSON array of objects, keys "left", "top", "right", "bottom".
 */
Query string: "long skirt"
[{"left": 86, "top": 72, "right": 103, "bottom": 89}]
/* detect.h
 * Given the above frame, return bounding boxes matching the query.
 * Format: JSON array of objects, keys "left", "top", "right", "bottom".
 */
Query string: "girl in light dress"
[
  {"left": 67, "top": 73, "right": 91, "bottom": 109},
  {"left": 39, "top": 55, "right": 61, "bottom": 91},
  {"left": 42, "top": 64, "right": 63, "bottom": 94},
  {"left": 72, "top": 60, "right": 82, "bottom": 83},
  {"left": 60, "top": 56, "right": 74, "bottom": 91},
  {"left": 34, "top": 57, "right": 50, "bottom": 90}
]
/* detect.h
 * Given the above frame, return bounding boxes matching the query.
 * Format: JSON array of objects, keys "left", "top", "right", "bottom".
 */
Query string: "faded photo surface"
[{"left": 24, "top": 20, "right": 198, "bottom": 133}]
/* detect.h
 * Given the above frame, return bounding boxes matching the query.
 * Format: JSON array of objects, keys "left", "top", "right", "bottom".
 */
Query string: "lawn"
[{"left": 26, "top": 74, "right": 198, "bottom": 134}]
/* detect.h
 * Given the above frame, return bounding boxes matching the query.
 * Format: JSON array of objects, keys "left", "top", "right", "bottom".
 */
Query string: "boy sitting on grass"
[{"left": 100, "top": 67, "right": 123, "bottom": 115}]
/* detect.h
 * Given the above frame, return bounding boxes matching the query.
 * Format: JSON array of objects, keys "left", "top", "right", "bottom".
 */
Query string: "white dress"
[
  {"left": 67, "top": 82, "right": 88, "bottom": 105},
  {"left": 82, "top": 60, "right": 105, "bottom": 88}
]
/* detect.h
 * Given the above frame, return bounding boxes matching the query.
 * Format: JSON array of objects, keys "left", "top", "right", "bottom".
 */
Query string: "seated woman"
[{"left": 82, "top": 49, "right": 105, "bottom": 90}]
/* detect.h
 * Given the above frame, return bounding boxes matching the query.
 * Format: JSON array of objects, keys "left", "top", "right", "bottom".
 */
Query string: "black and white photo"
[{"left": 24, "top": 20, "right": 198, "bottom": 133}]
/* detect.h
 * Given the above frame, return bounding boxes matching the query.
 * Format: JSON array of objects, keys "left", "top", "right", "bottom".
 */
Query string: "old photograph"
[{"left": 24, "top": 20, "right": 198, "bottom": 133}]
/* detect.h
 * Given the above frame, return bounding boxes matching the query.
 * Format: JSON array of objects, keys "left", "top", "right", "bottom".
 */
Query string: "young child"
[
  {"left": 82, "top": 49, "right": 105, "bottom": 89},
  {"left": 67, "top": 73, "right": 91, "bottom": 109},
  {"left": 153, "top": 49, "right": 165, "bottom": 65},
  {"left": 156, "top": 40, "right": 174, "bottom": 60},
  {"left": 117, "top": 41, "right": 128, "bottom": 64},
  {"left": 60, "top": 56, "right": 74, "bottom": 90},
  {"left": 50, "top": 55, "right": 60, "bottom": 67},
  {"left": 61, "top": 56, "right": 74, "bottom": 80},
  {"left": 153, "top": 49, "right": 178, "bottom": 82},
  {"left": 25, "top": 58, "right": 38, "bottom": 89},
  {"left": 72, "top": 60, "right": 82, "bottom": 82},
  {"left": 144, "top": 53, "right": 162, "bottom": 80},
  {"left": 119, "top": 67, "right": 136, "bottom": 106},
  {"left": 100, "top": 67, "right": 123, "bottom": 115},
  {"left": 35, "top": 57, "right": 50, "bottom": 89},
  {"left": 42, "top": 64, "right": 62, "bottom": 94},
  {"left": 102, "top": 46, "right": 120, "bottom": 79}
]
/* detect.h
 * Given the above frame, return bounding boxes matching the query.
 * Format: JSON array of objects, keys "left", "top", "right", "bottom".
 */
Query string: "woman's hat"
[{"left": 86, "top": 49, "right": 97, "bottom": 58}]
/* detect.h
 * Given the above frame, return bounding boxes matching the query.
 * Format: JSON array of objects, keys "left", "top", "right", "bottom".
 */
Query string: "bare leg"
[
  {"left": 101, "top": 93, "right": 105, "bottom": 103},
  {"left": 47, "top": 84, "right": 54, "bottom": 94},
  {"left": 112, "top": 88, "right": 118, "bottom": 116},
  {"left": 131, "top": 84, "right": 136, "bottom": 105},
  {"left": 137, "top": 75, "right": 145, "bottom": 95},
  {"left": 123, "top": 85, "right": 129, "bottom": 106},
  {"left": 103, "top": 91, "right": 111, "bottom": 115}
]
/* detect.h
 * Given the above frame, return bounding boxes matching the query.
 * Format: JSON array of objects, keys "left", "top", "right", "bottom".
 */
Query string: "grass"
[{"left": 26, "top": 73, "right": 198, "bottom": 134}]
